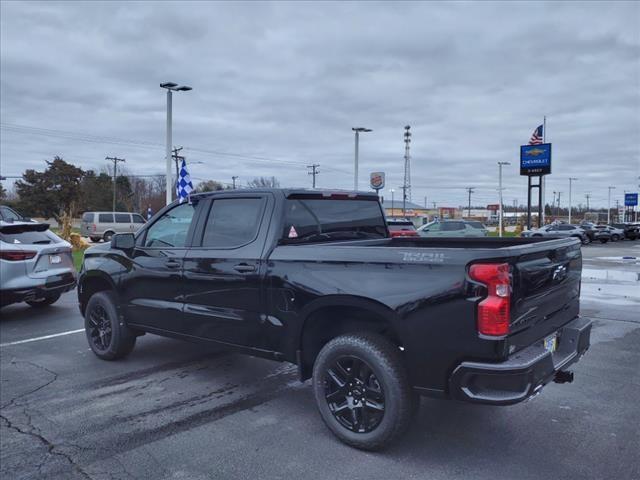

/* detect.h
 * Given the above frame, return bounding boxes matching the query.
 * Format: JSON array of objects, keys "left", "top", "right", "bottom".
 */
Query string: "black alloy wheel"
[
  {"left": 324, "top": 355, "right": 385, "bottom": 433},
  {"left": 84, "top": 291, "right": 136, "bottom": 360},
  {"left": 87, "top": 303, "right": 112, "bottom": 352}
]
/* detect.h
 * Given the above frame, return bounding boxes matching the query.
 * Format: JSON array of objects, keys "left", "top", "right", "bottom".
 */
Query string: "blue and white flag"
[{"left": 176, "top": 158, "right": 194, "bottom": 202}]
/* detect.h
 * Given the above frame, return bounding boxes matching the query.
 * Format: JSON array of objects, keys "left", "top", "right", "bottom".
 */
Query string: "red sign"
[{"left": 487, "top": 204, "right": 500, "bottom": 211}]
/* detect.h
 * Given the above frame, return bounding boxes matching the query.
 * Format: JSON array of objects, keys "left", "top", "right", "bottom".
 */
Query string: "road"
[{"left": 1, "top": 242, "right": 639, "bottom": 480}]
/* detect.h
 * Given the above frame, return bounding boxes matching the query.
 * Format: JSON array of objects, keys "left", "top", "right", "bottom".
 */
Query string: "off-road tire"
[
  {"left": 312, "top": 332, "right": 416, "bottom": 451},
  {"left": 84, "top": 291, "right": 136, "bottom": 360}
]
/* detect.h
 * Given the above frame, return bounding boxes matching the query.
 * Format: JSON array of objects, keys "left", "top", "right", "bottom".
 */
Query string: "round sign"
[{"left": 370, "top": 172, "right": 385, "bottom": 190}]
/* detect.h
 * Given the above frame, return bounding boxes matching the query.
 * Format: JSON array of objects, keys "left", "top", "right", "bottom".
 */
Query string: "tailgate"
[{"left": 508, "top": 240, "right": 582, "bottom": 351}]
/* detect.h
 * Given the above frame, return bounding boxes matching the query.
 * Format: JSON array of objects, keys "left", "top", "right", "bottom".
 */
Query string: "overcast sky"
[{"left": 1, "top": 1, "right": 639, "bottom": 209}]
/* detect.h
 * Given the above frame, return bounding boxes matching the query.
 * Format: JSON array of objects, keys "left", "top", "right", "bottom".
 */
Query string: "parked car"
[
  {"left": 78, "top": 189, "right": 591, "bottom": 450},
  {"left": 611, "top": 223, "right": 638, "bottom": 240},
  {"left": 0, "top": 205, "right": 27, "bottom": 222},
  {"left": 418, "top": 220, "right": 487, "bottom": 237},
  {"left": 80, "top": 211, "right": 146, "bottom": 242},
  {"left": 591, "top": 225, "right": 625, "bottom": 242},
  {"left": 592, "top": 226, "right": 612, "bottom": 243},
  {"left": 0, "top": 221, "right": 76, "bottom": 308},
  {"left": 521, "top": 223, "right": 589, "bottom": 244},
  {"left": 386, "top": 218, "right": 418, "bottom": 237}
]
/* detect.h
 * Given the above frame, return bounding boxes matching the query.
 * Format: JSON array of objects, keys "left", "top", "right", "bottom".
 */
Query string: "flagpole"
[{"left": 541, "top": 115, "right": 546, "bottom": 225}]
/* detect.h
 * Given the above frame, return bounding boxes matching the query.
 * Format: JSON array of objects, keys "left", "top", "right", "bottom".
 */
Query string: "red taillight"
[
  {"left": 469, "top": 263, "right": 511, "bottom": 336},
  {"left": 0, "top": 250, "right": 37, "bottom": 261},
  {"left": 91, "top": 224, "right": 96, "bottom": 232}
]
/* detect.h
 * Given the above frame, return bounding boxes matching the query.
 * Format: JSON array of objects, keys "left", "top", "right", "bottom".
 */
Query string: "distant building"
[{"left": 382, "top": 200, "right": 460, "bottom": 225}]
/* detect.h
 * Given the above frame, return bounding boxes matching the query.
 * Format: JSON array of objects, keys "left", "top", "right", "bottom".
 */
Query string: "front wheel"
[
  {"left": 599, "top": 238, "right": 609, "bottom": 243},
  {"left": 312, "top": 332, "right": 416, "bottom": 451},
  {"left": 84, "top": 291, "right": 136, "bottom": 360},
  {"left": 579, "top": 236, "right": 590, "bottom": 245},
  {"left": 611, "top": 234, "right": 620, "bottom": 242}
]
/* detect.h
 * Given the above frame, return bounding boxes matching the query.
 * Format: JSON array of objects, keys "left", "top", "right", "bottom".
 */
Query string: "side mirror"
[{"left": 111, "top": 233, "right": 135, "bottom": 250}]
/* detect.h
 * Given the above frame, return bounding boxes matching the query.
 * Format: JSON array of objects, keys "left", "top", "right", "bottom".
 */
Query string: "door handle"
[
  {"left": 233, "top": 263, "right": 256, "bottom": 273},
  {"left": 165, "top": 259, "right": 181, "bottom": 269}
]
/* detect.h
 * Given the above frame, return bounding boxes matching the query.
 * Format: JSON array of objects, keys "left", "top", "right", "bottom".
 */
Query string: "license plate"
[
  {"left": 544, "top": 333, "right": 558, "bottom": 353},
  {"left": 49, "top": 254, "right": 62, "bottom": 265}
]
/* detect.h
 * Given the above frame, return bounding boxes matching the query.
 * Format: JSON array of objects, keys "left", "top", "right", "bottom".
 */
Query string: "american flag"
[{"left": 529, "top": 125, "right": 544, "bottom": 145}]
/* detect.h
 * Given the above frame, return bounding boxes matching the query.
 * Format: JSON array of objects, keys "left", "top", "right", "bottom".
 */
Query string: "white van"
[{"left": 80, "top": 212, "right": 146, "bottom": 242}]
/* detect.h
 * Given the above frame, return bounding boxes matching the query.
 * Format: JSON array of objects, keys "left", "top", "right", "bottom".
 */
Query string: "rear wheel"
[
  {"left": 611, "top": 234, "right": 620, "bottom": 242},
  {"left": 26, "top": 293, "right": 61, "bottom": 308},
  {"left": 312, "top": 332, "right": 416, "bottom": 451},
  {"left": 84, "top": 291, "right": 136, "bottom": 360},
  {"left": 599, "top": 238, "right": 609, "bottom": 243},
  {"left": 89, "top": 236, "right": 101, "bottom": 243},
  {"left": 103, "top": 231, "right": 115, "bottom": 243}
]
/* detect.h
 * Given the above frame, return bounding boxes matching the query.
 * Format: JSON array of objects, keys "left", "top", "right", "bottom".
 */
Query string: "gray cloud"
[{"left": 1, "top": 0, "right": 639, "bottom": 208}]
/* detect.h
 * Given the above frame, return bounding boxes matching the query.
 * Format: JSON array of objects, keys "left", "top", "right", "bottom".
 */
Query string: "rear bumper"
[
  {"left": 449, "top": 316, "right": 592, "bottom": 405},
  {"left": 0, "top": 273, "right": 76, "bottom": 306}
]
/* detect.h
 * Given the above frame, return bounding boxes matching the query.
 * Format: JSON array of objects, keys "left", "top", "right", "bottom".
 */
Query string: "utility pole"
[
  {"left": 307, "top": 164, "right": 320, "bottom": 188},
  {"left": 390, "top": 189, "right": 395, "bottom": 215},
  {"left": 513, "top": 199, "right": 518, "bottom": 219},
  {"left": 585, "top": 193, "right": 591, "bottom": 211},
  {"left": 607, "top": 186, "right": 615, "bottom": 224},
  {"left": 498, "top": 162, "right": 510, "bottom": 237},
  {"left": 552, "top": 191, "right": 557, "bottom": 215},
  {"left": 556, "top": 191, "right": 562, "bottom": 218},
  {"left": 105, "top": 156, "right": 126, "bottom": 212},
  {"left": 402, "top": 126, "right": 412, "bottom": 215},
  {"left": 352, "top": 127, "right": 372, "bottom": 191},
  {"left": 232, "top": 176, "right": 238, "bottom": 189},
  {"left": 466, "top": 187, "right": 475, "bottom": 218},
  {"left": 424, "top": 196, "right": 427, "bottom": 209},
  {"left": 161, "top": 82, "right": 192, "bottom": 205},
  {"left": 568, "top": 177, "right": 577, "bottom": 224},
  {"left": 615, "top": 199, "right": 620, "bottom": 222}
]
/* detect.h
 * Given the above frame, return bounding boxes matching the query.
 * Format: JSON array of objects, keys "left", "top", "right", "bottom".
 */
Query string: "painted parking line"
[{"left": 0, "top": 328, "right": 85, "bottom": 348}]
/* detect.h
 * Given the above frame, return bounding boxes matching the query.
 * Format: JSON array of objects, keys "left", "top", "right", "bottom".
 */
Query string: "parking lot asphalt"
[{"left": 1, "top": 242, "right": 639, "bottom": 480}]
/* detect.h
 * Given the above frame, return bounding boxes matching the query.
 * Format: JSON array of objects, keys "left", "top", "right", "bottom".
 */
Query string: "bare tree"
[{"left": 247, "top": 176, "right": 280, "bottom": 188}]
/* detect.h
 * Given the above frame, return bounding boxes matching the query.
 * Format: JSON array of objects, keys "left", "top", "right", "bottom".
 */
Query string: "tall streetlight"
[
  {"left": 498, "top": 161, "right": 511, "bottom": 237},
  {"left": 390, "top": 189, "right": 395, "bottom": 216},
  {"left": 352, "top": 127, "right": 372, "bottom": 191},
  {"left": 607, "top": 186, "right": 616, "bottom": 224},
  {"left": 161, "top": 82, "right": 192, "bottom": 205},
  {"left": 568, "top": 177, "right": 578, "bottom": 224}
]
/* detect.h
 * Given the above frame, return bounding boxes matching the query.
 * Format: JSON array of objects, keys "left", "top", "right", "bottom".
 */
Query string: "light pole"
[
  {"left": 607, "top": 186, "right": 615, "bottom": 224},
  {"left": 390, "top": 189, "right": 395, "bottom": 216},
  {"left": 232, "top": 176, "right": 239, "bottom": 189},
  {"left": 498, "top": 162, "right": 510, "bottom": 237},
  {"left": 161, "top": 82, "right": 192, "bottom": 205},
  {"left": 352, "top": 127, "right": 372, "bottom": 191},
  {"left": 568, "top": 177, "right": 577, "bottom": 224}
]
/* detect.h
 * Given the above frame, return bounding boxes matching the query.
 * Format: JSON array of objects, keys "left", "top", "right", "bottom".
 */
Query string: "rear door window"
[
  {"left": 201, "top": 198, "right": 265, "bottom": 248},
  {"left": 132, "top": 214, "right": 146, "bottom": 224},
  {"left": 442, "top": 222, "right": 465, "bottom": 231},
  {"left": 0, "top": 206, "right": 23, "bottom": 221},
  {"left": 115, "top": 213, "right": 131, "bottom": 223},
  {"left": 82, "top": 213, "right": 94, "bottom": 222},
  {"left": 98, "top": 213, "right": 114, "bottom": 223}
]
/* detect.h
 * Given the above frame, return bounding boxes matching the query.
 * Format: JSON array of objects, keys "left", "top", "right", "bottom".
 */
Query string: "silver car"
[
  {"left": 80, "top": 211, "right": 146, "bottom": 242},
  {"left": 521, "top": 224, "right": 588, "bottom": 244},
  {"left": 418, "top": 220, "right": 487, "bottom": 237},
  {"left": 0, "top": 221, "right": 76, "bottom": 308}
]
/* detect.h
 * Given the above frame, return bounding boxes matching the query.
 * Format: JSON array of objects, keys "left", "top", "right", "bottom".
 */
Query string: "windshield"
[{"left": 282, "top": 198, "right": 387, "bottom": 243}]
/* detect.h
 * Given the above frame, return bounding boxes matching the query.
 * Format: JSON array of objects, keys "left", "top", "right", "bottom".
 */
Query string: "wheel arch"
[
  {"left": 78, "top": 271, "right": 118, "bottom": 316},
  {"left": 295, "top": 295, "right": 402, "bottom": 381}
]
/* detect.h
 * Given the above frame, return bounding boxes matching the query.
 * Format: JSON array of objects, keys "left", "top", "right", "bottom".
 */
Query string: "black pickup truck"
[{"left": 78, "top": 189, "right": 591, "bottom": 450}]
